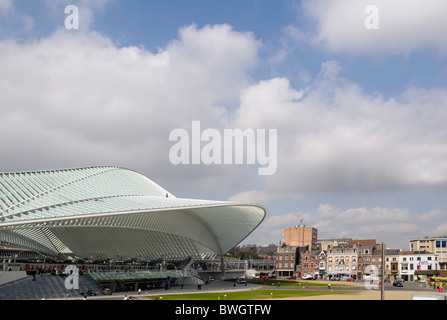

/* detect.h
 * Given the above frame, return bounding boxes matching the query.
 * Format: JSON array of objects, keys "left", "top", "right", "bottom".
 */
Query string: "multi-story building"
[
  {"left": 385, "top": 249, "right": 402, "bottom": 281},
  {"left": 275, "top": 243, "right": 303, "bottom": 278},
  {"left": 326, "top": 244, "right": 359, "bottom": 280},
  {"left": 356, "top": 241, "right": 384, "bottom": 281},
  {"left": 315, "top": 251, "right": 328, "bottom": 279},
  {"left": 410, "top": 236, "right": 447, "bottom": 274},
  {"left": 283, "top": 221, "right": 318, "bottom": 252},
  {"left": 300, "top": 250, "right": 320, "bottom": 278},
  {"left": 318, "top": 238, "right": 352, "bottom": 251},
  {"left": 276, "top": 220, "right": 318, "bottom": 279},
  {"left": 397, "top": 251, "right": 439, "bottom": 281}
]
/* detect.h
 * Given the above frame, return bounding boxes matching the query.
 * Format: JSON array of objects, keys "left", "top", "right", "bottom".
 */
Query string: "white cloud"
[
  {"left": 228, "top": 189, "right": 299, "bottom": 206},
  {"left": 293, "top": 0, "right": 447, "bottom": 55},
  {"left": 419, "top": 210, "right": 447, "bottom": 223},
  {"left": 0, "top": 24, "right": 261, "bottom": 196},
  {"left": 433, "top": 223, "right": 447, "bottom": 236},
  {"left": 233, "top": 61, "right": 447, "bottom": 198}
]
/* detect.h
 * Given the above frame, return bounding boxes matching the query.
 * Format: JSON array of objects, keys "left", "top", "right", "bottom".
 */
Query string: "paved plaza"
[{"left": 0, "top": 272, "right": 440, "bottom": 300}]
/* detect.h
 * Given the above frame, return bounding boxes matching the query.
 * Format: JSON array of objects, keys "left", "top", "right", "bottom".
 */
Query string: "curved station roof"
[{"left": 0, "top": 166, "right": 265, "bottom": 262}]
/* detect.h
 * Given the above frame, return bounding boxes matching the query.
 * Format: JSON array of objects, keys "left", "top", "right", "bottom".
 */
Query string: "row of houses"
[{"left": 274, "top": 223, "right": 447, "bottom": 282}]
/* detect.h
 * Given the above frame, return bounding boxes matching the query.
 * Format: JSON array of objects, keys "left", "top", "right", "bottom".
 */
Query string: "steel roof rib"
[{"left": 0, "top": 166, "right": 266, "bottom": 262}]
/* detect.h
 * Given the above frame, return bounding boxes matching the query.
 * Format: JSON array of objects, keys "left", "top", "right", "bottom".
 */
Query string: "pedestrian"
[
  {"left": 328, "top": 283, "right": 331, "bottom": 290},
  {"left": 138, "top": 288, "right": 141, "bottom": 295}
]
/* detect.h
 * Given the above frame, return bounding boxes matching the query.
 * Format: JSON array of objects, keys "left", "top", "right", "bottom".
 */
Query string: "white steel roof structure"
[{"left": 0, "top": 166, "right": 265, "bottom": 262}]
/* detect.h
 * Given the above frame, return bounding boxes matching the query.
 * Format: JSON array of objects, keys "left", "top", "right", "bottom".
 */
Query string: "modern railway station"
[{"left": 0, "top": 166, "right": 266, "bottom": 297}]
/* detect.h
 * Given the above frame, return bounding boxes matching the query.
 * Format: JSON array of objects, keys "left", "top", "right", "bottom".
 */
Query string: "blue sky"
[{"left": 1, "top": 0, "right": 447, "bottom": 249}]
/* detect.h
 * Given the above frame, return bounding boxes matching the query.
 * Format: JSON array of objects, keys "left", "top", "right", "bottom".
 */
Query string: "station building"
[{"left": 0, "top": 166, "right": 266, "bottom": 291}]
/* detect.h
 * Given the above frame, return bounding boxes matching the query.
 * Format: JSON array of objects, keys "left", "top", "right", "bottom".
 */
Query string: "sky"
[{"left": 1, "top": 0, "right": 447, "bottom": 250}]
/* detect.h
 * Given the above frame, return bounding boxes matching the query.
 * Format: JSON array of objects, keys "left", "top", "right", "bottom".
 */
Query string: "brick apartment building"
[
  {"left": 283, "top": 223, "right": 318, "bottom": 252},
  {"left": 299, "top": 249, "right": 326, "bottom": 278},
  {"left": 275, "top": 243, "right": 305, "bottom": 278}
]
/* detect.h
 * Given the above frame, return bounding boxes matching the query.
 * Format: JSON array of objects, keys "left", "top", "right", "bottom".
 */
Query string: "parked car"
[
  {"left": 301, "top": 275, "right": 313, "bottom": 280},
  {"left": 346, "top": 278, "right": 354, "bottom": 282},
  {"left": 287, "top": 275, "right": 297, "bottom": 280},
  {"left": 330, "top": 277, "right": 340, "bottom": 281},
  {"left": 393, "top": 279, "right": 404, "bottom": 287}
]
